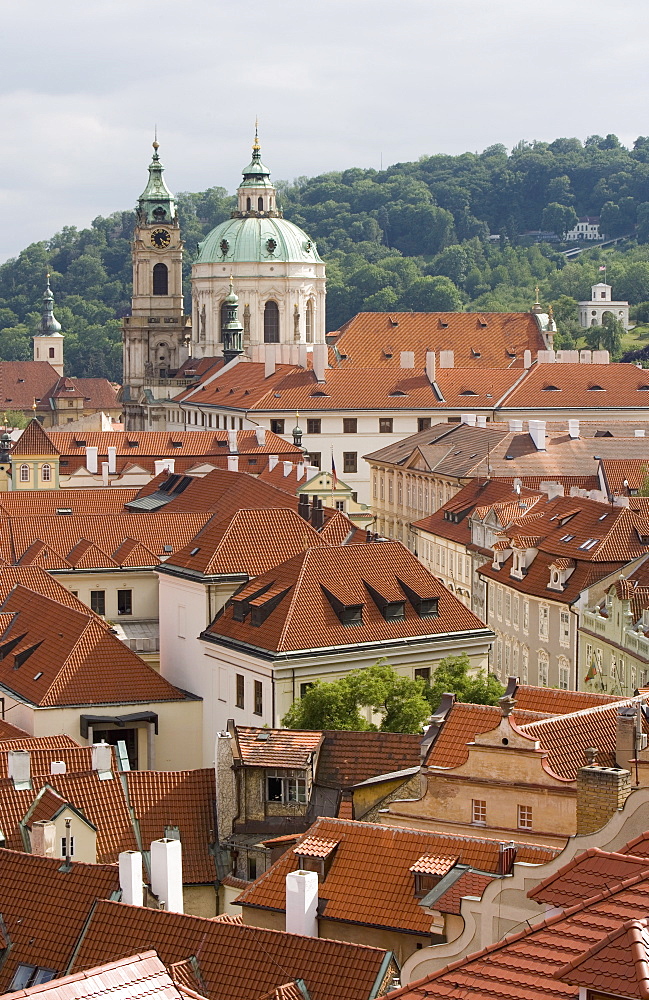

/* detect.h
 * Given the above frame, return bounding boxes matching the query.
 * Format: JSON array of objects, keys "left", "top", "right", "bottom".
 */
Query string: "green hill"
[{"left": 4, "top": 132, "right": 649, "bottom": 380}]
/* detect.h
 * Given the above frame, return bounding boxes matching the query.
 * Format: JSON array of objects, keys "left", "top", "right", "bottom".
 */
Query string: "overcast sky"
[{"left": 1, "top": 0, "right": 648, "bottom": 263}]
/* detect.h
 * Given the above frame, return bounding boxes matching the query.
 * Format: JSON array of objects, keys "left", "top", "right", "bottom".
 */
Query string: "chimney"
[
  {"left": 228, "top": 429, "right": 238, "bottom": 453},
  {"left": 476, "top": 415, "right": 487, "bottom": 428},
  {"left": 498, "top": 841, "right": 518, "bottom": 875},
  {"left": 306, "top": 464, "right": 319, "bottom": 479},
  {"left": 298, "top": 495, "right": 310, "bottom": 522},
  {"left": 540, "top": 481, "right": 564, "bottom": 500},
  {"left": 265, "top": 345, "right": 276, "bottom": 378},
  {"left": 101, "top": 462, "right": 109, "bottom": 487},
  {"left": 297, "top": 345, "right": 308, "bottom": 369},
  {"left": 31, "top": 821, "right": 56, "bottom": 858},
  {"left": 85, "top": 447, "right": 98, "bottom": 474},
  {"left": 283, "top": 461, "right": 293, "bottom": 477},
  {"left": 579, "top": 349, "right": 592, "bottom": 364},
  {"left": 154, "top": 459, "right": 174, "bottom": 477},
  {"left": 119, "top": 850, "right": 144, "bottom": 907},
  {"left": 50, "top": 761, "right": 66, "bottom": 774},
  {"left": 537, "top": 350, "right": 555, "bottom": 364},
  {"left": 523, "top": 350, "right": 532, "bottom": 369},
  {"left": 296, "top": 463, "right": 305, "bottom": 481},
  {"left": 508, "top": 419, "right": 524, "bottom": 432},
  {"left": 150, "top": 838, "right": 184, "bottom": 914},
  {"left": 8, "top": 750, "right": 30, "bottom": 788},
  {"left": 568, "top": 419, "right": 580, "bottom": 439},
  {"left": 313, "top": 344, "right": 327, "bottom": 383},
  {"left": 576, "top": 763, "right": 631, "bottom": 835},
  {"left": 425, "top": 351, "right": 436, "bottom": 384},
  {"left": 635, "top": 430, "right": 646, "bottom": 438},
  {"left": 107, "top": 446, "right": 117, "bottom": 475},
  {"left": 616, "top": 706, "right": 638, "bottom": 771},
  {"left": 592, "top": 350, "right": 610, "bottom": 364},
  {"left": 227, "top": 455, "right": 239, "bottom": 472},
  {"left": 268, "top": 455, "right": 278, "bottom": 471},
  {"left": 528, "top": 419, "right": 546, "bottom": 451},
  {"left": 285, "top": 869, "right": 319, "bottom": 937},
  {"left": 92, "top": 742, "right": 113, "bottom": 776},
  {"left": 400, "top": 351, "right": 414, "bottom": 369},
  {"left": 255, "top": 427, "right": 266, "bottom": 447},
  {"left": 439, "top": 350, "right": 454, "bottom": 368},
  {"left": 461, "top": 413, "right": 477, "bottom": 426}
]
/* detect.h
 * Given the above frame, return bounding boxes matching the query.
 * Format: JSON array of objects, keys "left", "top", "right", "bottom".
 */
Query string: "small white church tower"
[
  {"left": 579, "top": 281, "right": 630, "bottom": 330},
  {"left": 33, "top": 276, "right": 64, "bottom": 376}
]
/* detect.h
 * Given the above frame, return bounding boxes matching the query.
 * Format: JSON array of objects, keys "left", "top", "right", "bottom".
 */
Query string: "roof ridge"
[{"left": 520, "top": 694, "right": 646, "bottom": 730}]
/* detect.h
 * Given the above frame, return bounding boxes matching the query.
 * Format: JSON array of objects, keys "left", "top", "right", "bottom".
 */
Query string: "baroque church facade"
[{"left": 122, "top": 131, "right": 326, "bottom": 430}]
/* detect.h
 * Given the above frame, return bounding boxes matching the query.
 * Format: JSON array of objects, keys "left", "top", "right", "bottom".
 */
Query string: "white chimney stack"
[
  {"left": 592, "top": 350, "right": 610, "bottom": 364},
  {"left": 297, "top": 345, "right": 308, "bottom": 369},
  {"left": 85, "top": 447, "right": 98, "bottom": 475},
  {"left": 265, "top": 345, "right": 276, "bottom": 379},
  {"left": 439, "top": 350, "right": 454, "bottom": 368},
  {"left": 31, "top": 821, "right": 56, "bottom": 858},
  {"left": 8, "top": 750, "right": 30, "bottom": 788},
  {"left": 529, "top": 419, "right": 547, "bottom": 451},
  {"left": 227, "top": 455, "right": 239, "bottom": 473},
  {"left": 50, "top": 761, "right": 66, "bottom": 775},
  {"left": 92, "top": 742, "right": 113, "bottom": 775},
  {"left": 400, "top": 351, "right": 414, "bottom": 369},
  {"left": 285, "top": 869, "right": 319, "bottom": 937},
  {"left": 523, "top": 350, "right": 532, "bottom": 369},
  {"left": 425, "top": 351, "right": 436, "bottom": 384},
  {"left": 508, "top": 419, "right": 524, "bottom": 432},
  {"left": 579, "top": 349, "right": 592, "bottom": 364},
  {"left": 476, "top": 415, "right": 487, "bottom": 428},
  {"left": 107, "top": 446, "right": 117, "bottom": 475},
  {"left": 255, "top": 427, "right": 266, "bottom": 446},
  {"left": 461, "top": 413, "right": 477, "bottom": 426},
  {"left": 568, "top": 419, "right": 580, "bottom": 439},
  {"left": 119, "top": 850, "right": 144, "bottom": 907},
  {"left": 268, "top": 455, "right": 279, "bottom": 471},
  {"left": 154, "top": 459, "right": 175, "bottom": 477},
  {"left": 313, "top": 344, "right": 328, "bottom": 383},
  {"left": 306, "top": 465, "right": 319, "bottom": 479},
  {"left": 228, "top": 429, "right": 238, "bottom": 453},
  {"left": 150, "top": 838, "right": 184, "bottom": 913},
  {"left": 297, "top": 463, "right": 305, "bottom": 481},
  {"left": 635, "top": 430, "right": 646, "bottom": 438},
  {"left": 101, "top": 462, "right": 109, "bottom": 487},
  {"left": 283, "top": 461, "right": 293, "bottom": 477}
]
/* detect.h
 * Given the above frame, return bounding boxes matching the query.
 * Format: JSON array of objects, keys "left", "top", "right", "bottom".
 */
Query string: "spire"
[
  {"left": 240, "top": 122, "right": 273, "bottom": 187},
  {"left": 41, "top": 274, "right": 62, "bottom": 335},
  {"left": 137, "top": 136, "right": 177, "bottom": 225},
  {"left": 221, "top": 277, "right": 244, "bottom": 364}
]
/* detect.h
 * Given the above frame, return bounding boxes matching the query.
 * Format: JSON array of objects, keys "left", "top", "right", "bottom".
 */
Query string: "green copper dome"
[{"left": 196, "top": 216, "right": 322, "bottom": 265}]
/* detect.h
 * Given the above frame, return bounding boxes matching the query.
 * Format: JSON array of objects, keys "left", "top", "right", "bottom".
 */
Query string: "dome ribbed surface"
[{"left": 196, "top": 215, "right": 322, "bottom": 265}]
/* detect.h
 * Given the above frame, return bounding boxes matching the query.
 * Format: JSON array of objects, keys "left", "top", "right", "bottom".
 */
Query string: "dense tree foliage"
[
  {"left": 4, "top": 134, "right": 649, "bottom": 378},
  {"left": 425, "top": 654, "right": 505, "bottom": 712}
]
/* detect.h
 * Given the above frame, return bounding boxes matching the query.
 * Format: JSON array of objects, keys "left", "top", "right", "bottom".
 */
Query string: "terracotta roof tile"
[
  {"left": 236, "top": 818, "right": 556, "bottom": 935},
  {"left": 499, "top": 362, "right": 649, "bottom": 411},
  {"left": 331, "top": 312, "right": 546, "bottom": 369},
  {"left": 431, "top": 869, "right": 493, "bottom": 915},
  {"left": 529, "top": 848, "right": 649, "bottom": 908},
  {"left": 409, "top": 854, "right": 458, "bottom": 876},
  {"left": 0, "top": 848, "right": 118, "bottom": 992},
  {"left": 513, "top": 684, "right": 622, "bottom": 714},
  {"left": 71, "top": 899, "right": 392, "bottom": 1000},
  {"left": 11, "top": 419, "right": 59, "bottom": 456},
  {"left": 424, "top": 703, "right": 548, "bottom": 769},
  {"left": 205, "top": 542, "right": 491, "bottom": 655},
  {"left": 293, "top": 836, "right": 339, "bottom": 859},
  {"left": 124, "top": 769, "right": 216, "bottom": 884},
  {"left": 0, "top": 490, "right": 139, "bottom": 516},
  {"left": 316, "top": 731, "right": 421, "bottom": 789},
  {"left": 3, "top": 951, "right": 193, "bottom": 1000},
  {"left": 556, "top": 915, "right": 649, "bottom": 999},
  {"left": 236, "top": 728, "right": 323, "bottom": 769}
]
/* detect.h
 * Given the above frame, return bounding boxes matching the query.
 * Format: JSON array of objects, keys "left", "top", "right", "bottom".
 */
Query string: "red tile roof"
[
  {"left": 316, "top": 731, "right": 421, "bottom": 789},
  {"left": 235, "top": 817, "right": 557, "bottom": 935},
  {"left": 512, "top": 684, "right": 622, "bottom": 714},
  {"left": 0, "top": 848, "right": 118, "bottom": 992},
  {"left": 423, "top": 702, "right": 547, "bottom": 769},
  {"left": 124, "top": 769, "right": 216, "bottom": 884},
  {"left": 11, "top": 419, "right": 59, "bottom": 456},
  {"left": 0, "top": 586, "right": 186, "bottom": 706},
  {"left": 0, "top": 489, "right": 139, "bottom": 516},
  {"left": 330, "top": 312, "right": 547, "bottom": 369},
  {"left": 528, "top": 848, "right": 649, "bottom": 908},
  {"left": 71, "top": 899, "right": 392, "bottom": 1000},
  {"left": 3, "top": 951, "right": 194, "bottom": 1000},
  {"left": 409, "top": 854, "right": 458, "bottom": 876},
  {"left": 431, "top": 869, "right": 493, "bottom": 915},
  {"left": 498, "top": 362, "right": 649, "bottom": 411},
  {"left": 205, "top": 542, "right": 491, "bottom": 655},
  {"left": 294, "top": 836, "right": 339, "bottom": 859},
  {"left": 556, "top": 915, "right": 649, "bottom": 999},
  {"left": 235, "top": 728, "right": 323, "bottom": 769}
]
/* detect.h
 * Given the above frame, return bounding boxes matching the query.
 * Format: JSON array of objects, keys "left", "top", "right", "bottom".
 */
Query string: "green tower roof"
[
  {"left": 138, "top": 139, "right": 177, "bottom": 225},
  {"left": 196, "top": 215, "right": 322, "bottom": 265}
]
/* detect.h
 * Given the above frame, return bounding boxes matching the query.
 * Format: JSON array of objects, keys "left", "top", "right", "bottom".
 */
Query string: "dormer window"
[
  {"left": 410, "top": 855, "right": 458, "bottom": 898},
  {"left": 293, "top": 836, "right": 339, "bottom": 879},
  {"left": 322, "top": 586, "right": 364, "bottom": 625}
]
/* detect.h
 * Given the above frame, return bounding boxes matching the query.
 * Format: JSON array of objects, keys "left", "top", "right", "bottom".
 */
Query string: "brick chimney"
[
  {"left": 31, "top": 820, "right": 56, "bottom": 858},
  {"left": 576, "top": 759, "right": 632, "bottom": 835}
]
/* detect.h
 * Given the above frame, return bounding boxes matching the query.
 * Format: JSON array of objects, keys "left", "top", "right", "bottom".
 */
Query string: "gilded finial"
[
  {"left": 253, "top": 118, "right": 260, "bottom": 153},
  {"left": 534, "top": 285, "right": 540, "bottom": 304},
  {"left": 153, "top": 126, "right": 159, "bottom": 154}
]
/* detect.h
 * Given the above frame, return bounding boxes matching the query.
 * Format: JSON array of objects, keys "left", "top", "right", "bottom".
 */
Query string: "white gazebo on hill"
[{"left": 578, "top": 282, "right": 629, "bottom": 330}]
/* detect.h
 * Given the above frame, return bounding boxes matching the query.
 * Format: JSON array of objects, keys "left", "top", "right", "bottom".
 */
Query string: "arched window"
[
  {"left": 152, "top": 263, "right": 168, "bottom": 295},
  {"left": 264, "top": 301, "right": 280, "bottom": 343},
  {"left": 220, "top": 301, "right": 229, "bottom": 343},
  {"left": 20, "top": 464, "right": 29, "bottom": 482},
  {"left": 258, "top": 196, "right": 264, "bottom": 212},
  {"left": 41, "top": 464, "right": 51, "bottom": 483},
  {"left": 246, "top": 197, "right": 251, "bottom": 212},
  {"left": 49, "top": 347, "right": 55, "bottom": 358},
  {"left": 305, "top": 299, "right": 314, "bottom": 343}
]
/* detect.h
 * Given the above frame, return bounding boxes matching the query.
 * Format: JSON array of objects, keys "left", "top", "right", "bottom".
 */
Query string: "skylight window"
[
  {"left": 579, "top": 538, "right": 599, "bottom": 550},
  {"left": 560, "top": 534, "right": 574, "bottom": 542},
  {"left": 190, "top": 547, "right": 200, "bottom": 556},
  {"left": 598, "top": 513, "right": 608, "bottom": 521}
]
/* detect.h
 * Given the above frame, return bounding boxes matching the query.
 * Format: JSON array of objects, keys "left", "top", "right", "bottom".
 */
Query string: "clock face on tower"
[{"left": 150, "top": 229, "right": 171, "bottom": 249}]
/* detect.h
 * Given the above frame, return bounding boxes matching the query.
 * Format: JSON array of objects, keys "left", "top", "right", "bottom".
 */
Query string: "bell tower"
[{"left": 122, "top": 139, "right": 190, "bottom": 430}]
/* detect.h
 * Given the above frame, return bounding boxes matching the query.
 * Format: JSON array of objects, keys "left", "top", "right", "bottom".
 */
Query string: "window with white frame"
[
  {"left": 517, "top": 804, "right": 533, "bottom": 830},
  {"left": 513, "top": 641, "right": 519, "bottom": 671},
  {"left": 539, "top": 603, "right": 549, "bottom": 640},
  {"left": 538, "top": 650, "right": 549, "bottom": 687},
  {"left": 496, "top": 588, "right": 503, "bottom": 620},
  {"left": 523, "top": 600, "right": 529, "bottom": 632},
  {"left": 505, "top": 640, "right": 511, "bottom": 673},
  {"left": 41, "top": 463, "right": 51, "bottom": 482},
  {"left": 266, "top": 769, "right": 307, "bottom": 804},
  {"left": 472, "top": 799, "right": 486, "bottom": 825},
  {"left": 560, "top": 610, "right": 570, "bottom": 646},
  {"left": 558, "top": 657, "right": 570, "bottom": 690},
  {"left": 513, "top": 596, "right": 519, "bottom": 628},
  {"left": 20, "top": 464, "right": 29, "bottom": 482},
  {"left": 521, "top": 645, "right": 529, "bottom": 683},
  {"left": 504, "top": 591, "right": 511, "bottom": 624},
  {"left": 496, "top": 637, "right": 503, "bottom": 676}
]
